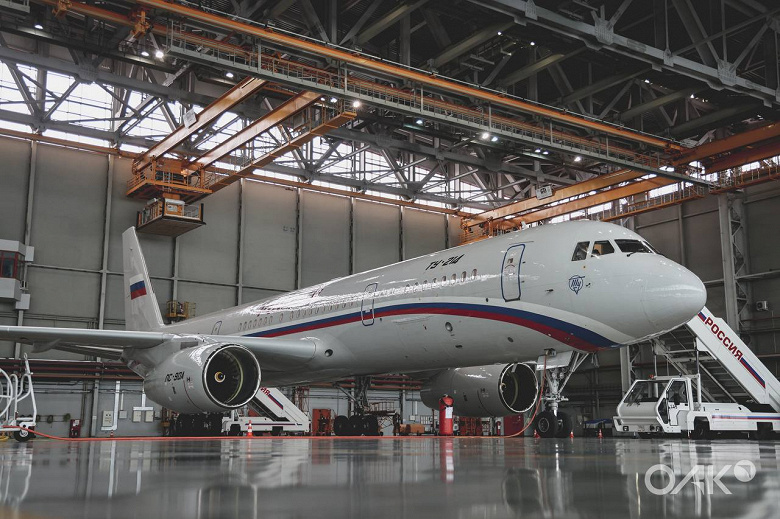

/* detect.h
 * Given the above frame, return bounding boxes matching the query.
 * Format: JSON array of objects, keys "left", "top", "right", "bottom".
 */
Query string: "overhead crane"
[
  {"left": 127, "top": 79, "right": 356, "bottom": 236},
  {"left": 29, "top": 0, "right": 703, "bottom": 186},
  {"left": 462, "top": 121, "right": 780, "bottom": 238}
]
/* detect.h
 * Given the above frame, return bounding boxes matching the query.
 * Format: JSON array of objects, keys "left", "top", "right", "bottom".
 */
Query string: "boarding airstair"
[
  {"left": 223, "top": 387, "right": 310, "bottom": 436},
  {"left": 652, "top": 307, "right": 780, "bottom": 413}
]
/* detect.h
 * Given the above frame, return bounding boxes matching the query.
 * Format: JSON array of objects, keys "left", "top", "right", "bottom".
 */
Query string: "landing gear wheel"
[
  {"left": 554, "top": 412, "right": 573, "bottom": 438},
  {"left": 349, "top": 415, "right": 365, "bottom": 436},
  {"left": 333, "top": 415, "right": 351, "bottom": 436},
  {"left": 14, "top": 429, "right": 32, "bottom": 442},
  {"left": 363, "top": 415, "right": 380, "bottom": 436},
  {"left": 535, "top": 411, "right": 559, "bottom": 438}
]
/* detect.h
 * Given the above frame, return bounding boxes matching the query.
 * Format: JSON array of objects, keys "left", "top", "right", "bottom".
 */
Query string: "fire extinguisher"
[
  {"left": 439, "top": 396, "right": 454, "bottom": 436},
  {"left": 495, "top": 420, "right": 502, "bottom": 437}
]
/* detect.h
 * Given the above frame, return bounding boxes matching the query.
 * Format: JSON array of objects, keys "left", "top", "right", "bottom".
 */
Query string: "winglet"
[{"left": 122, "top": 227, "right": 164, "bottom": 331}]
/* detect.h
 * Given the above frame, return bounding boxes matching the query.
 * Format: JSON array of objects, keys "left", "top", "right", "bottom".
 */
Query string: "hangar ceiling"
[{"left": 0, "top": 0, "right": 777, "bottom": 215}]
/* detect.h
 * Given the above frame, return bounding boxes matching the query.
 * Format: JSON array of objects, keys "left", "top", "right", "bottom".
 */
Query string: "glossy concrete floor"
[{"left": 1, "top": 436, "right": 779, "bottom": 519}]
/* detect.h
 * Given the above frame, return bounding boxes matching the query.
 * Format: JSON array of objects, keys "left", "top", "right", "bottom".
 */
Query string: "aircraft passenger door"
[
  {"left": 361, "top": 283, "right": 378, "bottom": 326},
  {"left": 501, "top": 244, "right": 525, "bottom": 301}
]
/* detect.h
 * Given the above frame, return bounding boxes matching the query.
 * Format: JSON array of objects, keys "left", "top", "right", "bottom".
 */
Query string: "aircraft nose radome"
[{"left": 641, "top": 262, "right": 707, "bottom": 332}]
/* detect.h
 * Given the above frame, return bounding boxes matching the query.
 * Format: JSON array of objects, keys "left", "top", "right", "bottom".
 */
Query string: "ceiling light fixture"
[
  {"left": 480, "top": 132, "right": 490, "bottom": 140},
  {"left": 225, "top": 71, "right": 234, "bottom": 79},
  {"left": 155, "top": 49, "right": 165, "bottom": 59},
  {"left": 352, "top": 100, "right": 361, "bottom": 108},
  {"left": 34, "top": 23, "right": 43, "bottom": 30},
  {"left": 140, "top": 50, "right": 150, "bottom": 57},
  {"left": 574, "top": 156, "right": 582, "bottom": 162},
  {"left": 415, "top": 118, "right": 423, "bottom": 125}
]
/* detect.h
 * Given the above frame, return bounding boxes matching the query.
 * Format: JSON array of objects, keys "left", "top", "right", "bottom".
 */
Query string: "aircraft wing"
[{"left": 0, "top": 326, "right": 316, "bottom": 367}]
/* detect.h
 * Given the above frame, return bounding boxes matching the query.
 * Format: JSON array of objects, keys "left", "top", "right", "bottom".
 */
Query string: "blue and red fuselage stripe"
[{"left": 245, "top": 302, "right": 618, "bottom": 353}]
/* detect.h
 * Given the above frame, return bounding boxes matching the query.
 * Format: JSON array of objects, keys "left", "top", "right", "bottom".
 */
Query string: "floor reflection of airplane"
[{"left": 0, "top": 220, "right": 705, "bottom": 435}]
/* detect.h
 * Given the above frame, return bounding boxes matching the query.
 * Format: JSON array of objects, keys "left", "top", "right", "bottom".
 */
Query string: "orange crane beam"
[
  {"left": 185, "top": 90, "right": 321, "bottom": 172},
  {"left": 464, "top": 169, "right": 646, "bottom": 227},
  {"left": 707, "top": 143, "right": 780, "bottom": 174},
  {"left": 501, "top": 177, "right": 676, "bottom": 227},
  {"left": 675, "top": 122, "right": 780, "bottom": 165},
  {"left": 133, "top": 0, "right": 680, "bottom": 151},
  {"left": 133, "top": 78, "right": 268, "bottom": 174},
  {"left": 206, "top": 111, "right": 357, "bottom": 192}
]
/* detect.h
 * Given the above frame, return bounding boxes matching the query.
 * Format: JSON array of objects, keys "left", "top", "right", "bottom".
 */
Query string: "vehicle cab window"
[
  {"left": 615, "top": 239, "right": 652, "bottom": 255},
  {"left": 591, "top": 240, "right": 615, "bottom": 257},
  {"left": 571, "top": 241, "right": 590, "bottom": 261}
]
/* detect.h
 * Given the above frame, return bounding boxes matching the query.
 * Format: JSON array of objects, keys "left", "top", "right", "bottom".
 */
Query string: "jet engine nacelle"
[
  {"left": 144, "top": 343, "right": 261, "bottom": 414},
  {"left": 420, "top": 363, "right": 538, "bottom": 417}
]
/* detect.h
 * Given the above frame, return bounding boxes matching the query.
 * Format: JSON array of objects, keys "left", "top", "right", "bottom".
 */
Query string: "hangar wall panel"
[
  {"left": 178, "top": 183, "right": 240, "bottom": 286},
  {"left": 242, "top": 182, "right": 297, "bottom": 291},
  {"left": 403, "top": 209, "right": 445, "bottom": 259},
  {"left": 31, "top": 144, "right": 107, "bottom": 271},
  {"left": 177, "top": 281, "right": 236, "bottom": 317},
  {"left": 447, "top": 215, "right": 461, "bottom": 248},
  {"left": 300, "top": 191, "right": 350, "bottom": 287},
  {"left": 0, "top": 137, "right": 31, "bottom": 241},
  {"left": 353, "top": 201, "right": 400, "bottom": 272}
]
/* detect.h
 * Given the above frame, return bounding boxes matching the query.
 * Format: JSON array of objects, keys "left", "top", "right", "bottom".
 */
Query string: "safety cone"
[
  {"left": 533, "top": 429, "right": 540, "bottom": 439},
  {"left": 109, "top": 430, "right": 115, "bottom": 438},
  {"left": 597, "top": 428, "right": 603, "bottom": 439},
  {"left": 569, "top": 431, "right": 574, "bottom": 439},
  {"left": 246, "top": 422, "right": 253, "bottom": 437}
]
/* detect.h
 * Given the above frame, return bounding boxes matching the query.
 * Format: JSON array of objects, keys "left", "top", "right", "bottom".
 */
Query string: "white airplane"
[{"left": 0, "top": 220, "right": 706, "bottom": 437}]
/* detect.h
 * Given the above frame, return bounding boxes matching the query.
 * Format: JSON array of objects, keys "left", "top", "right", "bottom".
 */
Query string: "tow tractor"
[
  {"left": 615, "top": 307, "right": 780, "bottom": 440},
  {"left": 0, "top": 356, "right": 37, "bottom": 442},
  {"left": 614, "top": 375, "right": 779, "bottom": 439}
]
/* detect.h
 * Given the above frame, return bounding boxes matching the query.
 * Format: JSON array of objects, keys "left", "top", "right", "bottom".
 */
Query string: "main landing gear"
[
  {"left": 333, "top": 376, "right": 381, "bottom": 436},
  {"left": 533, "top": 351, "right": 591, "bottom": 439}
]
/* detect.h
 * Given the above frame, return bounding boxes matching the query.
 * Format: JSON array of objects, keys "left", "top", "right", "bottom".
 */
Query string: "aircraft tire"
[
  {"left": 535, "top": 411, "right": 559, "bottom": 438},
  {"left": 363, "top": 415, "right": 380, "bottom": 436},
  {"left": 349, "top": 415, "right": 365, "bottom": 436},
  {"left": 333, "top": 415, "right": 351, "bottom": 436},
  {"left": 554, "top": 412, "right": 573, "bottom": 438}
]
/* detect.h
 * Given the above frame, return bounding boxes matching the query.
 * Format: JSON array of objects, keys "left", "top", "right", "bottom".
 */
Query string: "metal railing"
[{"left": 166, "top": 22, "right": 685, "bottom": 177}]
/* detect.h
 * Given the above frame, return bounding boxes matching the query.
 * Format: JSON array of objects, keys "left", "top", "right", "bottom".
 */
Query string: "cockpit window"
[
  {"left": 571, "top": 241, "right": 590, "bottom": 261},
  {"left": 591, "top": 240, "right": 614, "bottom": 257},
  {"left": 643, "top": 241, "right": 661, "bottom": 254},
  {"left": 615, "top": 239, "right": 652, "bottom": 254}
]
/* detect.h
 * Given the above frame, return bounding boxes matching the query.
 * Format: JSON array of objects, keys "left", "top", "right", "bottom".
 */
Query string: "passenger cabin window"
[
  {"left": 571, "top": 241, "right": 590, "bottom": 261},
  {"left": 615, "top": 239, "right": 652, "bottom": 255},
  {"left": 591, "top": 240, "right": 615, "bottom": 257}
]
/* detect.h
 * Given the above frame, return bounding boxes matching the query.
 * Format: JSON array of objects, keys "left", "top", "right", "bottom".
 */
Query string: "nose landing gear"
[{"left": 533, "top": 351, "right": 590, "bottom": 439}]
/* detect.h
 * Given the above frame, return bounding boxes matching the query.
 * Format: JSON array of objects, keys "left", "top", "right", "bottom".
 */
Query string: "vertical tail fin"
[{"left": 122, "top": 227, "right": 164, "bottom": 331}]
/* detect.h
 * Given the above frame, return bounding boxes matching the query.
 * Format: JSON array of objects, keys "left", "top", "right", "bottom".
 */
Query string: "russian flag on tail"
[{"left": 130, "top": 279, "right": 147, "bottom": 300}]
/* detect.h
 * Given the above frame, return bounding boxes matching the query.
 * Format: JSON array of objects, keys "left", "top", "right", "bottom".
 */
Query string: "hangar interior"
[{"left": 0, "top": 0, "right": 778, "bottom": 441}]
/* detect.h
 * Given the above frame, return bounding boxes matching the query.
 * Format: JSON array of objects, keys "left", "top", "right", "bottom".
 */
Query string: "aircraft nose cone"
[{"left": 641, "top": 261, "right": 706, "bottom": 332}]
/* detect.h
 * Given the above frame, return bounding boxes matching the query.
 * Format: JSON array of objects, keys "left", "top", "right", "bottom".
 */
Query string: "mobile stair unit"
[
  {"left": 614, "top": 307, "right": 780, "bottom": 439},
  {"left": 0, "top": 356, "right": 37, "bottom": 442},
  {"left": 222, "top": 386, "right": 310, "bottom": 436}
]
